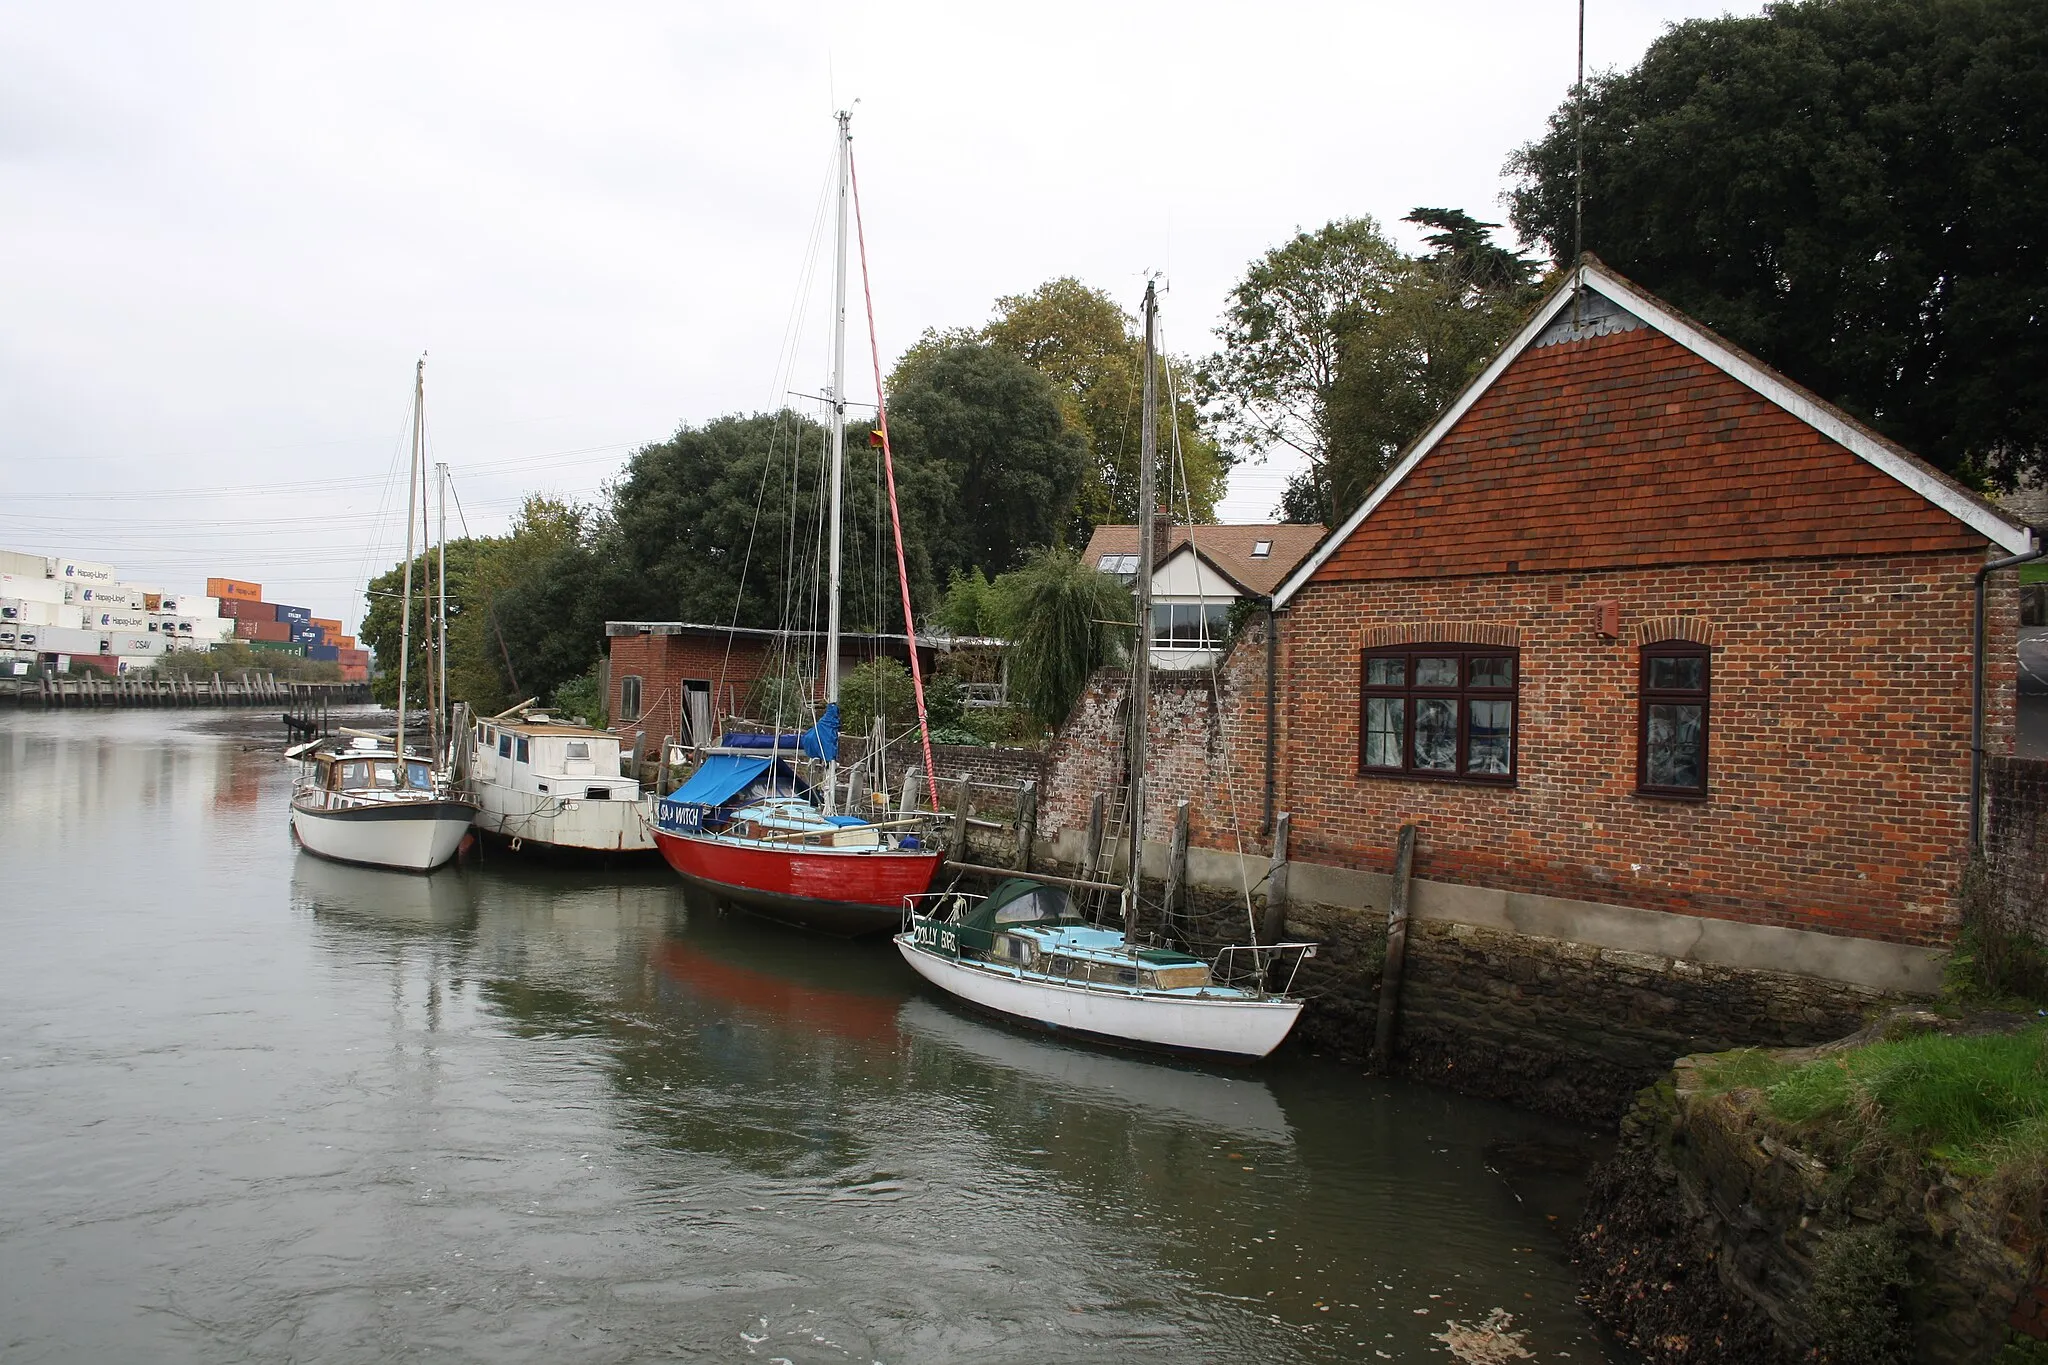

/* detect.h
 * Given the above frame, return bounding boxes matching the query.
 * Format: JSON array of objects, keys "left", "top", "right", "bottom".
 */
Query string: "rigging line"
[
  {"left": 719, "top": 152, "right": 833, "bottom": 724},
  {"left": 848, "top": 136, "right": 941, "bottom": 813}
]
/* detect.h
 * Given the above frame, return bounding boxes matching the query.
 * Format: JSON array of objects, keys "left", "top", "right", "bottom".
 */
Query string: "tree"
[
  {"left": 1508, "top": 0, "right": 2048, "bottom": 487},
  {"left": 982, "top": 278, "right": 1228, "bottom": 541},
  {"left": 1313, "top": 211, "right": 1541, "bottom": 519},
  {"left": 1204, "top": 218, "right": 1410, "bottom": 513},
  {"left": 886, "top": 343, "right": 1089, "bottom": 582},
  {"left": 989, "top": 548, "right": 1133, "bottom": 727}
]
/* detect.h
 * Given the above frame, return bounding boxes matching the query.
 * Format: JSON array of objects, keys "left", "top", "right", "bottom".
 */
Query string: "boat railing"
[{"left": 1210, "top": 942, "right": 1320, "bottom": 997}]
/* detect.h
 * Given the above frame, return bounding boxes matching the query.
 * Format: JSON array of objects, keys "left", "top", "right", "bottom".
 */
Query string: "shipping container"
[
  {"left": 274, "top": 604, "right": 312, "bottom": 624},
  {"left": 0, "top": 549, "right": 49, "bottom": 579},
  {"left": 56, "top": 558, "right": 117, "bottom": 586},
  {"left": 289, "top": 626, "right": 321, "bottom": 645},
  {"left": 71, "top": 654, "right": 119, "bottom": 676},
  {"left": 340, "top": 666, "right": 369, "bottom": 683},
  {"left": 142, "top": 592, "right": 162, "bottom": 611},
  {"left": 306, "top": 644, "right": 340, "bottom": 662},
  {"left": 105, "top": 633, "right": 165, "bottom": 657},
  {"left": 336, "top": 634, "right": 357, "bottom": 650},
  {"left": 310, "top": 616, "right": 343, "bottom": 633},
  {"left": 246, "top": 640, "right": 307, "bottom": 656},
  {"left": 234, "top": 618, "right": 291, "bottom": 643},
  {"left": 115, "top": 656, "right": 159, "bottom": 675},
  {"left": 0, "top": 598, "right": 23, "bottom": 622},
  {"left": 0, "top": 626, "right": 33, "bottom": 649},
  {"left": 0, "top": 573, "right": 63, "bottom": 606},
  {"left": 206, "top": 577, "right": 262, "bottom": 602},
  {"left": 90, "top": 610, "right": 149, "bottom": 631},
  {"left": 53, "top": 604, "right": 82, "bottom": 630},
  {"left": 217, "top": 597, "right": 270, "bottom": 621},
  {"left": 36, "top": 626, "right": 106, "bottom": 655}
]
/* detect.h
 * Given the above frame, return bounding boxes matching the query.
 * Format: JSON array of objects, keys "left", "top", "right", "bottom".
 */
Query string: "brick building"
[
  {"left": 1246, "top": 259, "right": 2037, "bottom": 949},
  {"left": 604, "top": 621, "right": 996, "bottom": 751}
]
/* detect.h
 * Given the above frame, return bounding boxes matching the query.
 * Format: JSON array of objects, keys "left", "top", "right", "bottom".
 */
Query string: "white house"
[{"left": 1079, "top": 522, "right": 1324, "bottom": 670}]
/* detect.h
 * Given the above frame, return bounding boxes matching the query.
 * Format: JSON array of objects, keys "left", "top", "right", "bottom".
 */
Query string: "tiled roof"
[
  {"left": 1078, "top": 523, "right": 1325, "bottom": 596},
  {"left": 1275, "top": 257, "right": 2036, "bottom": 606}
]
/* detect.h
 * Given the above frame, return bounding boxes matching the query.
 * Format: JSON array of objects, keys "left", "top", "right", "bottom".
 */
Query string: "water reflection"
[{"left": 0, "top": 711, "right": 1626, "bottom": 1363}]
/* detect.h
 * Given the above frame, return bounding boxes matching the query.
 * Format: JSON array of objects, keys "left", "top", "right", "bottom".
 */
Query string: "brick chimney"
[{"left": 1150, "top": 510, "right": 1171, "bottom": 573}]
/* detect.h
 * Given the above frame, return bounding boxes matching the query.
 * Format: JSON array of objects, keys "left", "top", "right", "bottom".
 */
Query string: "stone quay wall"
[{"left": 1985, "top": 755, "right": 2048, "bottom": 944}]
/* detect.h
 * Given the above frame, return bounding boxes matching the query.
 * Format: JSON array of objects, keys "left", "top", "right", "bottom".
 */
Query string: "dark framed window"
[
  {"left": 1638, "top": 642, "right": 1709, "bottom": 797},
  {"left": 497, "top": 733, "right": 512, "bottom": 758},
  {"left": 1359, "top": 645, "right": 1518, "bottom": 783},
  {"left": 619, "top": 674, "right": 643, "bottom": 721},
  {"left": 515, "top": 736, "right": 530, "bottom": 764}
]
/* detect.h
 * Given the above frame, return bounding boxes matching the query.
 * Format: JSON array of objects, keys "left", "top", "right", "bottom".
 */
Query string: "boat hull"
[
  {"left": 894, "top": 937, "right": 1304, "bottom": 1060},
  {"left": 652, "top": 828, "right": 943, "bottom": 936},
  {"left": 470, "top": 793, "right": 660, "bottom": 862},
  {"left": 290, "top": 798, "right": 476, "bottom": 873}
]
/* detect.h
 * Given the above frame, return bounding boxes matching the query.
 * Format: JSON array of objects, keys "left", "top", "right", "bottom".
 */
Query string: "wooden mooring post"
[
  {"left": 1162, "top": 798, "right": 1190, "bottom": 937},
  {"left": 946, "top": 775, "right": 972, "bottom": 863},
  {"left": 1371, "top": 824, "right": 1418, "bottom": 1073},
  {"left": 1012, "top": 779, "right": 1037, "bottom": 871},
  {"left": 1258, "top": 811, "right": 1291, "bottom": 945}
]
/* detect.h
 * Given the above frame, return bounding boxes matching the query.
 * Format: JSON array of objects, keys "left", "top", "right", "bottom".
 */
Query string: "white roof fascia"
[
  {"left": 1585, "top": 264, "right": 2036, "bottom": 556},
  {"left": 1271, "top": 269, "right": 1589, "bottom": 608},
  {"left": 1272, "top": 264, "right": 2034, "bottom": 611}
]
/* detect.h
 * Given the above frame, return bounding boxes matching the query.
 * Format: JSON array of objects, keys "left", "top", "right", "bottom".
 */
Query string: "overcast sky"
[{"left": 2, "top": 0, "right": 1761, "bottom": 631}]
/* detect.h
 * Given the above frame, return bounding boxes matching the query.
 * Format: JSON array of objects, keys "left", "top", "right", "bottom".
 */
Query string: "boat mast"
[
  {"left": 396, "top": 358, "right": 423, "bottom": 777},
  {"left": 822, "top": 109, "right": 851, "bottom": 816},
  {"left": 436, "top": 460, "right": 450, "bottom": 766},
  {"left": 1126, "top": 280, "right": 1158, "bottom": 929}
]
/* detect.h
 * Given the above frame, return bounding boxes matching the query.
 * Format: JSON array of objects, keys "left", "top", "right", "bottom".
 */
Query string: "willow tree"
[{"left": 991, "top": 548, "right": 1133, "bottom": 727}]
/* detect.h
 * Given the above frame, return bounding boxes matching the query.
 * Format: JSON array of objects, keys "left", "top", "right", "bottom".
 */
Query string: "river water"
[{"left": 0, "top": 711, "right": 1628, "bottom": 1363}]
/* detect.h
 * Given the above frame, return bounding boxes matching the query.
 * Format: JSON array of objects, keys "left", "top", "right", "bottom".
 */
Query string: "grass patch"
[
  {"left": 1699, "top": 1026, "right": 2048, "bottom": 1177},
  {"left": 2020, "top": 561, "right": 2048, "bottom": 585}
]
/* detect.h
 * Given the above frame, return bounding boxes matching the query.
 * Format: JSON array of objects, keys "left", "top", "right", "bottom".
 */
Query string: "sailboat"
[
  {"left": 289, "top": 358, "right": 477, "bottom": 873},
  {"left": 648, "top": 111, "right": 945, "bottom": 934},
  {"left": 893, "top": 282, "right": 1318, "bottom": 1061}
]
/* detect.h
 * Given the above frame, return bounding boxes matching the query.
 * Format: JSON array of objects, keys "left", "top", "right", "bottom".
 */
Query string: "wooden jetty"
[{"left": 0, "top": 673, "right": 371, "bottom": 710}]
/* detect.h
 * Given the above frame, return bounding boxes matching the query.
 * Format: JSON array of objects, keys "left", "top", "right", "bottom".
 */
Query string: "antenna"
[{"left": 1572, "top": 0, "right": 1587, "bottom": 327}]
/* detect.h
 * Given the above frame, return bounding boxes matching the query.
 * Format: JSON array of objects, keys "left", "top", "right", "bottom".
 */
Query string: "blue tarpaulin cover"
[
  {"left": 719, "top": 701, "right": 840, "bottom": 761},
  {"left": 668, "top": 753, "right": 772, "bottom": 809}
]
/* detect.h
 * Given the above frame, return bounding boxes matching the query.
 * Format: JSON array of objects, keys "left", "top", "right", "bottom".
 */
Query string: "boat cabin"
[
  {"left": 295, "top": 738, "right": 434, "bottom": 797},
  {"left": 924, "top": 880, "right": 1216, "bottom": 992},
  {"left": 473, "top": 714, "right": 640, "bottom": 803}
]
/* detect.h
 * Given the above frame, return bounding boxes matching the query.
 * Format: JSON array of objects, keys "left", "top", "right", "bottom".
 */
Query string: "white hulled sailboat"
[
  {"left": 894, "top": 283, "right": 1317, "bottom": 1060},
  {"left": 289, "top": 359, "right": 475, "bottom": 872}
]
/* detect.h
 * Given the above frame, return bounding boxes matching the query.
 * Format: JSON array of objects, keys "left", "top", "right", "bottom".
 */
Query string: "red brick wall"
[
  {"left": 606, "top": 634, "right": 776, "bottom": 747},
  {"left": 1321, "top": 326, "right": 1984, "bottom": 582},
  {"left": 1041, "top": 626, "right": 1275, "bottom": 854},
  {"left": 1266, "top": 557, "right": 2018, "bottom": 947}
]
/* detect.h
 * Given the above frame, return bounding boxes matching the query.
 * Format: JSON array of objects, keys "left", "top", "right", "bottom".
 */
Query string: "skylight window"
[
  {"left": 1252, "top": 540, "right": 1273, "bottom": 558},
  {"left": 1097, "top": 553, "right": 1140, "bottom": 582}
]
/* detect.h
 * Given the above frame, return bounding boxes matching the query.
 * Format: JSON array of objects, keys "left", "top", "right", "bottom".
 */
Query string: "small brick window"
[
  {"left": 1638, "top": 642, "right": 1709, "bottom": 797},
  {"left": 619, "top": 674, "right": 643, "bottom": 721},
  {"left": 1359, "top": 645, "right": 1518, "bottom": 784}
]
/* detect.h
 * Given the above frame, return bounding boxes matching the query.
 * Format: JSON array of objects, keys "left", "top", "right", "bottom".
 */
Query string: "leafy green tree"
[
  {"left": 551, "top": 660, "right": 605, "bottom": 727},
  {"left": 1312, "top": 211, "right": 1541, "bottom": 519},
  {"left": 839, "top": 657, "right": 915, "bottom": 739},
  {"left": 1204, "top": 218, "right": 1410, "bottom": 511},
  {"left": 887, "top": 344, "right": 1089, "bottom": 581},
  {"left": 990, "top": 548, "right": 1133, "bottom": 726},
  {"left": 934, "top": 567, "right": 998, "bottom": 636},
  {"left": 1508, "top": 0, "right": 2048, "bottom": 486},
  {"left": 982, "top": 278, "right": 1228, "bottom": 537},
  {"left": 360, "top": 535, "right": 492, "bottom": 709}
]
